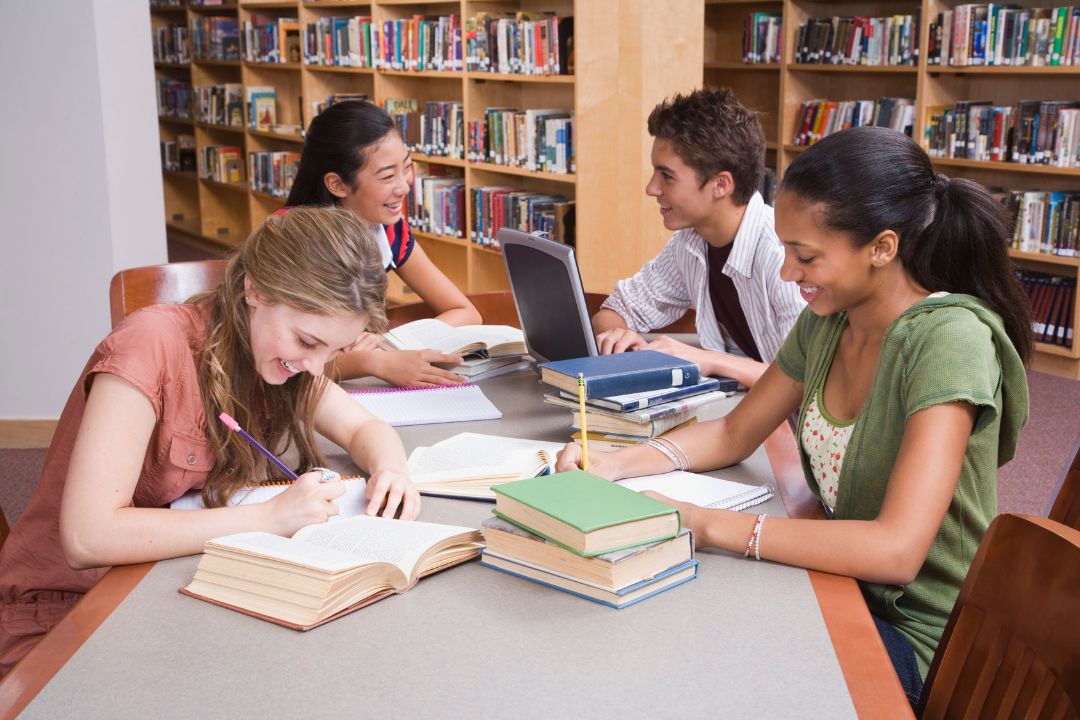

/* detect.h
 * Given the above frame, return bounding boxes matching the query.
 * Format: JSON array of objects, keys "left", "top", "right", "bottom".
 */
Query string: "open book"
[
  {"left": 408, "top": 433, "right": 565, "bottom": 500},
  {"left": 382, "top": 318, "right": 526, "bottom": 358},
  {"left": 181, "top": 515, "right": 483, "bottom": 630}
]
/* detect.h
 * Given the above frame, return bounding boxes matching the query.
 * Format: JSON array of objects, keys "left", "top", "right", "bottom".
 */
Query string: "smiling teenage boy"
[{"left": 593, "top": 87, "right": 804, "bottom": 388}]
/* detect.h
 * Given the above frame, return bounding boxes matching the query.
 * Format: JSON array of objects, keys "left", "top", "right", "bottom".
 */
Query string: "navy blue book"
[
  {"left": 480, "top": 552, "right": 698, "bottom": 609},
  {"left": 558, "top": 376, "right": 737, "bottom": 412},
  {"left": 538, "top": 350, "right": 702, "bottom": 399}
]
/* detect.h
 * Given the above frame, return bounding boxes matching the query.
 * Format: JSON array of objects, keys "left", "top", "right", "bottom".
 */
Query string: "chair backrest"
[
  {"left": 1048, "top": 433, "right": 1080, "bottom": 531},
  {"left": 109, "top": 260, "right": 228, "bottom": 328},
  {"left": 918, "top": 513, "right": 1080, "bottom": 719}
]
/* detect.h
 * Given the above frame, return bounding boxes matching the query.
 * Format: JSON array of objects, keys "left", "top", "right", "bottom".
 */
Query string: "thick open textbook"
[
  {"left": 181, "top": 515, "right": 482, "bottom": 629},
  {"left": 408, "top": 432, "right": 564, "bottom": 500},
  {"left": 382, "top": 318, "right": 526, "bottom": 357}
]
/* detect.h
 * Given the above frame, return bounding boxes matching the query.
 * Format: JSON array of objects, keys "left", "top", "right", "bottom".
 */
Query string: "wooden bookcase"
[
  {"left": 705, "top": 0, "right": 1080, "bottom": 378},
  {"left": 152, "top": 0, "right": 704, "bottom": 306}
]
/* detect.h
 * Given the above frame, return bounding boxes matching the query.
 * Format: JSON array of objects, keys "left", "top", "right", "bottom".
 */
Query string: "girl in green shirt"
[{"left": 556, "top": 126, "right": 1031, "bottom": 707}]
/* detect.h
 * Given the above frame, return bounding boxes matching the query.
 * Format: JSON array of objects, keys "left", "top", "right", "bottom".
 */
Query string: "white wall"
[{"left": 0, "top": 0, "right": 165, "bottom": 420}]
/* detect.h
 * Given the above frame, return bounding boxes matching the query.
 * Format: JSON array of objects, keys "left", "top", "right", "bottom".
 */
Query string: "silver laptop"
[{"left": 497, "top": 228, "right": 598, "bottom": 363}]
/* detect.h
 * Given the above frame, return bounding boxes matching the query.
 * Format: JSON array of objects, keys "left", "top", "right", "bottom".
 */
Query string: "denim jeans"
[{"left": 872, "top": 614, "right": 924, "bottom": 710}]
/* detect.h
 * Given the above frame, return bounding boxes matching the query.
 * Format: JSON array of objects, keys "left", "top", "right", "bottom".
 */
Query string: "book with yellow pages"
[
  {"left": 408, "top": 432, "right": 564, "bottom": 500},
  {"left": 382, "top": 318, "right": 526, "bottom": 357},
  {"left": 180, "top": 515, "right": 482, "bottom": 630},
  {"left": 492, "top": 470, "right": 680, "bottom": 556}
]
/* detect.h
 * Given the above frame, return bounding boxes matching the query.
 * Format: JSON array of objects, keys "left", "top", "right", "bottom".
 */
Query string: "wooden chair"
[
  {"left": 1047, "top": 433, "right": 1080, "bottom": 531},
  {"left": 388, "top": 290, "right": 697, "bottom": 334},
  {"left": 109, "top": 259, "right": 228, "bottom": 328},
  {"left": 0, "top": 505, "right": 8, "bottom": 551},
  {"left": 918, "top": 513, "right": 1080, "bottom": 719}
]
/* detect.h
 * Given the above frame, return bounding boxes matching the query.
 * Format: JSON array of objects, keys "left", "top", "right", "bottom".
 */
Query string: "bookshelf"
[
  {"left": 705, "top": 0, "right": 1080, "bottom": 378},
  {"left": 153, "top": 0, "right": 704, "bottom": 306}
]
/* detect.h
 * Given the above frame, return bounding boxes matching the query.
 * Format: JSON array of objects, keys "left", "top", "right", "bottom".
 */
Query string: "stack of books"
[
  {"left": 538, "top": 350, "right": 738, "bottom": 448},
  {"left": 481, "top": 471, "right": 697, "bottom": 608}
]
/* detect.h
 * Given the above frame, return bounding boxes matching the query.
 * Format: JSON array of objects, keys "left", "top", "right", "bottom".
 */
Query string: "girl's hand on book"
[
  {"left": 351, "top": 331, "right": 385, "bottom": 352},
  {"left": 595, "top": 327, "right": 648, "bottom": 355},
  {"left": 554, "top": 442, "right": 620, "bottom": 479},
  {"left": 364, "top": 468, "right": 421, "bottom": 520},
  {"left": 272, "top": 470, "right": 347, "bottom": 535},
  {"left": 374, "top": 349, "right": 466, "bottom": 387}
]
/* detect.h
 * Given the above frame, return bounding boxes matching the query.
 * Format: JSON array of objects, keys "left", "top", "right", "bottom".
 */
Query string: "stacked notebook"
[
  {"left": 350, "top": 384, "right": 501, "bottom": 426},
  {"left": 538, "top": 351, "right": 738, "bottom": 444},
  {"left": 481, "top": 470, "right": 698, "bottom": 608}
]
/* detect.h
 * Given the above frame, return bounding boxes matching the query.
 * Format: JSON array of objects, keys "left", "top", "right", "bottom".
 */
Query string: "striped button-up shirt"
[{"left": 601, "top": 192, "right": 805, "bottom": 362}]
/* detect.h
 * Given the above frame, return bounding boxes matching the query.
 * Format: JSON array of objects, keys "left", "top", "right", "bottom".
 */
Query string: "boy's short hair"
[{"left": 647, "top": 87, "right": 765, "bottom": 205}]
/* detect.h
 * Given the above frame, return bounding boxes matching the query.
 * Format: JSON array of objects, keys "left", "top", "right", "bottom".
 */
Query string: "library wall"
[{"left": 0, "top": 0, "right": 166, "bottom": 419}]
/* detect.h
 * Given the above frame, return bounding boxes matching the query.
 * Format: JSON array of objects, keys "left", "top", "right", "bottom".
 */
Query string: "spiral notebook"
[
  {"left": 170, "top": 476, "right": 369, "bottom": 518},
  {"left": 349, "top": 383, "right": 502, "bottom": 427},
  {"left": 616, "top": 471, "right": 773, "bottom": 511}
]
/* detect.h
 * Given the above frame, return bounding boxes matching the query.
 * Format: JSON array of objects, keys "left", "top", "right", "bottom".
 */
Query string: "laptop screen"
[{"left": 498, "top": 229, "right": 598, "bottom": 363}]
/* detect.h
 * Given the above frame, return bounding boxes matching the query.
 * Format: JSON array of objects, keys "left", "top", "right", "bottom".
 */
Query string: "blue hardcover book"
[
  {"left": 558, "top": 376, "right": 736, "bottom": 412},
  {"left": 538, "top": 350, "right": 702, "bottom": 399},
  {"left": 481, "top": 552, "right": 698, "bottom": 608}
]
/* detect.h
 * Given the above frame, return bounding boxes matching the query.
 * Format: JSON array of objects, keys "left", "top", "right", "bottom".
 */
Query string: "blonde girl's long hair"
[{"left": 194, "top": 206, "right": 388, "bottom": 507}]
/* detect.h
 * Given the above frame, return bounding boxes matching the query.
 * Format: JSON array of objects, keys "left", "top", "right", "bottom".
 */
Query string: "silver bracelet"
[
  {"left": 644, "top": 438, "right": 682, "bottom": 471},
  {"left": 655, "top": 436, "right": 691, "bottom": 472}
]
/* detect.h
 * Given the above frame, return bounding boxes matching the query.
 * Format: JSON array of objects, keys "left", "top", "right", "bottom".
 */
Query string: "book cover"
[
  {"left": 349, "top": 383, "right": 502, "bottom": 426},
  {"left": 491, "top": 470, "right": 681, "bottom": 556},
  {"left": 481, "top": 552, "right": 698, "bottom": 609},
  {"left": 538, "top": 350, "right": 702, "bottom": 399}
]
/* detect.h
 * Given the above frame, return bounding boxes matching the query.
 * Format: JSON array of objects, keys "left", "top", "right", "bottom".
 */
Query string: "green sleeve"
[
  {"left": 775, "top": 307, "right": 815, "bottom": 383},
  {"left": 901, "top": 308, "right": 1001, "bottom": 431}
]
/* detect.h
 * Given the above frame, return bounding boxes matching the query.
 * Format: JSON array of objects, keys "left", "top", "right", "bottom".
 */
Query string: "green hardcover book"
[{"left": 491, "top": 470, "right": 681, "bottom": 556}]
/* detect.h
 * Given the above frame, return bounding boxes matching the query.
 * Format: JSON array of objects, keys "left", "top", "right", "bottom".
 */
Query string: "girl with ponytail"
[
  {"left": 555, "top": 126, "right": 1030, "bottom": 707},
  {"left": 0, "top": 207, "right": 420, "bottom": 675}
]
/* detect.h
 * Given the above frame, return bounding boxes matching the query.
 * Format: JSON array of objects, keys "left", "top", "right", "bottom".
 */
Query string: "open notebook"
[
  {"left": 616, "top": 471, "right": 773, "bottom": 512},
  {"left": 349, "top": 384, "right": 501, "bottom": 426}
]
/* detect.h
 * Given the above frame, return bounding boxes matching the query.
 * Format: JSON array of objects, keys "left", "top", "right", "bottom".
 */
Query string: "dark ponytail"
[
  {"left": 781, "top": 126, "right": 1032, "bottom": 363},
  {"left": 285, "top": 100, "right": 398, "bottom": 207}
]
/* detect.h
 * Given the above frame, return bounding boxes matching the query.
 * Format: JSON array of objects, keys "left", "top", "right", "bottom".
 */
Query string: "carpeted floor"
[{"left": 2, "top": 370, "right": 1077, "bottom": 531}]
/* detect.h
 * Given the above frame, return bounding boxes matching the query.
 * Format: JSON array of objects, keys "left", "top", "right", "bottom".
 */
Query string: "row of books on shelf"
[
  {"left": 195, "top": 83, "right": 243, "bottom": 127},
  {"left": 387, "top": 99, "right": 464, "bottom": 159},
  {"left": 1003, "top": 189, "right": 1080, "bottom": 256},
  {"left": 469, "top": 108, "right": 575, "bottom": 174},
  {"left": 924, "top": 100, "right": 1080, "bottom": 167},
  {"left": 243, "top": 14, "right": 301, "bottom": 64},
  {"left": 793, "top": 98, "right": 914, "bottom": 146},
  {"left": 157, "top": 79, "right": 193, "bottom": 121},
  {"left": 159, "top": 12, "right": 573, "bottom": 75},
  {"left": 160, "top": 135, "right": 196, "bottom": 173},
  {"left": 153, "top": 23, "right": 189, "bottom": 64},
  {"left": 408, "top": 172, "right": 466, "bottom": 239},
  {"left": 1018, "top": 270, "right": 1076, "bottom": 347},
  {"left": 191, "top": 16, "right": 241, "bottom": 62},
  {"left": 471, "top": 187, "right": 574, "bottom": 248},
  {"left": 927, "top": 5, "right": 1080, "bottom": 67},
  {"left": 250, "top": 150, "right": 300, "bottom": 198},
  {"left": 743, "top": 12, "right": 782, "bottom": 64},
  {"left": 200, "top": 144, "right": 243, "bottom": 185},
  {"left": 794, "top": 14, "right": 919, "bottom": 66}
]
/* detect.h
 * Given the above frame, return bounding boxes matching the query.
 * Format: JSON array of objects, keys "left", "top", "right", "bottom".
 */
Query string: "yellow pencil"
[{"left": 577, "top": 372, "right": 589, "bottom": 471}]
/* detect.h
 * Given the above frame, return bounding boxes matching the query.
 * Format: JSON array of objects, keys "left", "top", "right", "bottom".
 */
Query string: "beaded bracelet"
[
  {"left": 754, "top": 513, "right": 768, "bottom": 560},
  {"left": 655, "top": 435, "right": 691, "bottom": 471},
  {"left": 644, "top": 438, "right": 682, "bottom": 471},
  {"left": 744, "top": 513, "right": 768, "bottom": 559}
]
